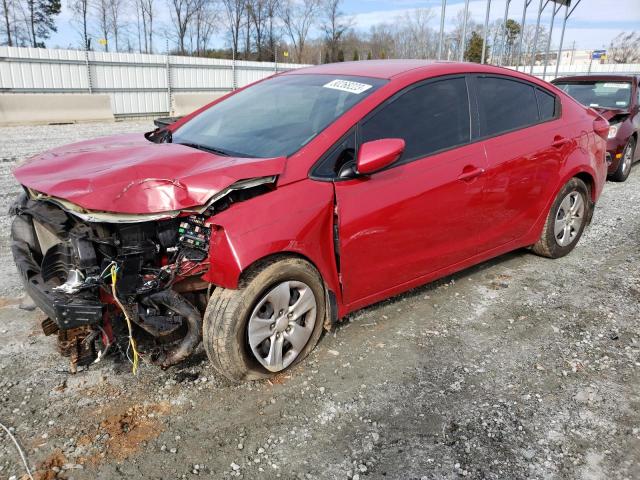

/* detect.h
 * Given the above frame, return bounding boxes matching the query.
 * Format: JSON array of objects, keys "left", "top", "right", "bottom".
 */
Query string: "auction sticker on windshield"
[
  {"left": 323, "top": 79, "right": 373, "bottom": 94},
  {"left": 602, "top": 83, "right": 630, "bottom": 89}
]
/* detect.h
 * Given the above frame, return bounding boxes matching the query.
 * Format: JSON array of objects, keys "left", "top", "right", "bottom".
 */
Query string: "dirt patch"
[
  {"left": 92, "top": 402, "right": 172, "bottom": 463},
  {"left": 0, "top": 296, "right": 21, "bottom": 308},
  {"left": 32, "top": 450, "right": 67, "bottom": 480}
]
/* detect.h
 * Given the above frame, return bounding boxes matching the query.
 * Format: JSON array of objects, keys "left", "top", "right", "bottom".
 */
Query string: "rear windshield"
[
  {"left": 554, "top": 80, "right": 632, "bottom": 109},
  {"left": 172, "top": 74, "right": 386, "bottom": 158}
]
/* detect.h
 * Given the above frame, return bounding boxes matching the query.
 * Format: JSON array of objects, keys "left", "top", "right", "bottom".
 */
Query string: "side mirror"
[{"left": 356, "top": 138, "right": 405, "bottom": 175}]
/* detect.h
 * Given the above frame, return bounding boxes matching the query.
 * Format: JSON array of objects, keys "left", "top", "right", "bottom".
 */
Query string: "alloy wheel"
[
  {"left": 622, "top": 143, "right": 633, "bottom": 176},
  {"left": 554, "top": 191, "right": 585, "bottom": 247},
  {"left": 247, "top": 281, "right": 317, "bottom": 372}
]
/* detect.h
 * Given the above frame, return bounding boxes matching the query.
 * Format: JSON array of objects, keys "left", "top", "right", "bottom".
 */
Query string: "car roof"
[
  {"left": 552, "top": 74, "right": 639, "bottom": 83},
  {"left": 283, "top": 59, "right": 532, "bottom": 80}
]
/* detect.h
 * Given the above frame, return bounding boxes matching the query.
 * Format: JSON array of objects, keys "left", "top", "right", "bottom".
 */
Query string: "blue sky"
[{"left": 47, "top": 0, "right": 640, "bottom": 53}]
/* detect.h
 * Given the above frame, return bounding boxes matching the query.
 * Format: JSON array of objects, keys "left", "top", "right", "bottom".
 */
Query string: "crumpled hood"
[
  {"left": 13, "top": 133, "right": 285, "bottom": 214},
  {"left": 592, "top": 107, "right": 629, "bottom": 121}
]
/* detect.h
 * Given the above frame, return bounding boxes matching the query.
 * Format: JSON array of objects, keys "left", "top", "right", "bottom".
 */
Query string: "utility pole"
[
  {"left": 569, "top": 40, "right": 575, "bottom": 65},
  {"left": 481, "top": 0, "right": 492, "bottom": 64},
  {"left": 438, "top": 0, "right": 447, "bottom": 60},
  {"left": 515, "top": 0, "right": 534, "bottom": 71},
  {"left": 554, "top": 0, "right": 582, "bottom": 79},
  {"left": 459, "top": 0, "right": 470, "bottom": 61},
  {"left": 529, "top": 0, "right": 548, "bottom": 75},
  {"left": 542, "top": 1, "right": 561, "bottom": 80},
  {"left": 497, "top": 0, "right": 511, "bottom": 66}
]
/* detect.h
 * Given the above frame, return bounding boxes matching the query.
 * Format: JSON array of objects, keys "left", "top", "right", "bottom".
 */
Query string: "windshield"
[
  {"left": 172, "top": 74, "right": 386, "bottom": 158},
  {"left": 554, "top": 80, "right": 632, "bottom": 109}
]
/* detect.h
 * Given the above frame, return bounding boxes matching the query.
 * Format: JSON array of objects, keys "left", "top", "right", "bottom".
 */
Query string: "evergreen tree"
[
  {"left": 352, "top": 48, "right": 359, "bottom": 61},
  {"left": 465, "top": 31, "right": 486, "bottom": 63},
  {"left": 25, "top": 0, "right": 61, "bottom": 47}
]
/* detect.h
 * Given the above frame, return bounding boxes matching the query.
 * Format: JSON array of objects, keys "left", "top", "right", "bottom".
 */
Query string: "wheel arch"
[
  {"left": 238, "top": 252, "right": 339, "bottom": 329},
  {"left": 524, "top": 170, "right": 597, "bottom": 246},
  {"left": 573, "top": 171, "right": 596, "bottom": 202}
]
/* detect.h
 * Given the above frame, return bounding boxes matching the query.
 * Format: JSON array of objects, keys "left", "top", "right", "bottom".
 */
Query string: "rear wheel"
[
  {"left": 203, "top": 257, "right": 326, "bottom": 382},
  {"left": 532, "top": 178, "right": 591, "bottom": 259},
  {"left": 609, "top": 137, "right": 636, "bottom": 182}
]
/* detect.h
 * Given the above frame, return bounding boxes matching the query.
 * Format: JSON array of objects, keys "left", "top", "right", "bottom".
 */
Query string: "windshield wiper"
[{"left": 176, "top": 142, "right": 233, "bottom": 157}]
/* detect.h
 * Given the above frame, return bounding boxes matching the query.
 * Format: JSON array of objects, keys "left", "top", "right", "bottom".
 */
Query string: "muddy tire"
[
  {"left": 203, "top": 257, "right": 326, "bottom": 382},
  {"left": 532, "top": 178, "right": 591, "bottom": 259},
  {"left": 609, "top": 137, "right": 636, "bottom": 183}
]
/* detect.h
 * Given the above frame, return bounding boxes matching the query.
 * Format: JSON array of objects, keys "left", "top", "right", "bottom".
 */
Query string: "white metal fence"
[
  {"left": 0, "top": 46, "right": 309, "bottom": 117},
  {"left": 508, "top": 63, "right": 640, "bottom": 82},
  {"left": 1, "top": 46, "right": 638, "bottom": 117}
]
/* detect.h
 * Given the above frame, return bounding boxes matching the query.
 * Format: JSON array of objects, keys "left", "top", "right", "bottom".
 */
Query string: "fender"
[{"left": 201, "top": 179, "right": 342, "bottom": 307}]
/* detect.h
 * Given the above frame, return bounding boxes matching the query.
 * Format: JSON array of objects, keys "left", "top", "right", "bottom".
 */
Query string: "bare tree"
[
  {"left": 169, "top": 0, "right": 202, "bottom": 54},
  {"left": 1, "top": 0, "right": 14, "bottom": 45},
  {"left": 247, "top": 0, "right": 280, "bottom": 60},
  {"left": 69, "top": 0, "right": 91, "bottom": 49},
  {"left": 368, "top": 22, "right": 395, "bottom": 59},
  {"left": 221, "top": 0, "right": 246, "bottom": 58},
  {"left": 247, "top": 0, "right": 264, "bottom": 59},
  {"left": 190, "top": 0, "right": 218, "bottom": 54},
  {"left": 109, "top": 0, "right": 126, "bottom": 51},
  {"left": 608, "top": 31, "right": 640, "bottom": 63},
  {"left": 138, "top": 0, "right": 155, "bottom": 53},
  {"left": 394, "top": 8, "right": 436, "bottom": 58},
  {"left": 95, "top": 0, "right": 112, "bottom": 51},
  {"left": 519, "top": 23, "right": 548, "bottom": 66},
  {"left": 320, "top": 0, "right": 352, "bottom": 63},
  {"left": 449, "top": 8, "right": 475, "bottom": 61},
  {"left": 279, "top": 0, "right": 319, "bottom": 63},
  {"left": 265, "top": 0, "right": 279, "bottom": 60}
]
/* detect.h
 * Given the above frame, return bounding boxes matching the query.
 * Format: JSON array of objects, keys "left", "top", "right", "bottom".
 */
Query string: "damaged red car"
[
  {"left": 11, "top": 61, "right": 608, "bottom": 381},
  {"left": 552, "top": 75, "right": 640, "bottom": 182}
]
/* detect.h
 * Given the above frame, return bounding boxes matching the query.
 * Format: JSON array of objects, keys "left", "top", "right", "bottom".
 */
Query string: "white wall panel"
[{"left": 0, "top": 46, "right": 309, "bottom": 116}]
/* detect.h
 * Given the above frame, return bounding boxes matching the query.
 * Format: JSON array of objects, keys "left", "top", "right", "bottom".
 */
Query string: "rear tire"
[
  {"left": 609, "top": 137, "right": 636, "bottom": 183},
  {"left": 203, "top": 257, "right": 326, "bottom": 382},
  {"left": 532, "top": 178, "right": 591, "bottom": 259}
]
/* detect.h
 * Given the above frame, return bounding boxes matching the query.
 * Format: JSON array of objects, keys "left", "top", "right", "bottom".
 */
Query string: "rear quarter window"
[{"left": 536, "top": 88, "right": 558, "bottom": 121}]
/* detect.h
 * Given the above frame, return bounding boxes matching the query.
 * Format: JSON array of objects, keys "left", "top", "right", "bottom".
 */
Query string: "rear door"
[
  {"left": 469, "top": 75, "right": 565, "bottom": 252},
  {"left": 333, "top": 76, "right": 489, "bottom": 306}
]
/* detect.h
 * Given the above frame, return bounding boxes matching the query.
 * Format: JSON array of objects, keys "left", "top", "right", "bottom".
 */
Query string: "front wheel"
[
  {"left": 532, "top": 178, "right": 591, "bottom": 259},
  {"left": 609, "top": 137, "right": 636, "bottom": 182},
  {"left": 203, "top": 257, "right": 326, "bottom": 382}
]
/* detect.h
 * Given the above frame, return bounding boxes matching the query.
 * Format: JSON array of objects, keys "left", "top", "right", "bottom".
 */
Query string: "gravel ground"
[{"left": 0, "top": 120, "right": 639, "bottom": 480}]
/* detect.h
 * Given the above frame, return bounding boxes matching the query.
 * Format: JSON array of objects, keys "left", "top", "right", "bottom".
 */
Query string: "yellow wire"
[{"left": 110, "top": 264, "right": 140, "bottom": 375}]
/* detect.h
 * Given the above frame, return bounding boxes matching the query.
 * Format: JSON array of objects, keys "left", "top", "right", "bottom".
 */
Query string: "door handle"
[
  {"left": 457, "top": 166, "right": 485, "bottom": 182},
  {"left": 552, "top": 136, "right": 569, "bottom": 148}
]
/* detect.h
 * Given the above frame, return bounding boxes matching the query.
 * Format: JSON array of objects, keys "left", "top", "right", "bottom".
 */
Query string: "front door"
[{"left": 333, "top": 76, "right": 488, "bottom": 306}]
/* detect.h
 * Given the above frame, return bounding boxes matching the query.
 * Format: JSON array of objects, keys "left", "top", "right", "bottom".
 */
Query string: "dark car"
[
  {"left": 11, "top": 61, "right": 608, "bottom": 381},
  {"left": 552, "top": 75, "right": 640, "bottom": 182}
]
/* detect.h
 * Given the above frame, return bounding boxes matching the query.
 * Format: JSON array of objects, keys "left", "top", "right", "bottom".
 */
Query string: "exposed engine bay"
[{"left": 9, "top": 177, "right": 275, "bottom": 372}]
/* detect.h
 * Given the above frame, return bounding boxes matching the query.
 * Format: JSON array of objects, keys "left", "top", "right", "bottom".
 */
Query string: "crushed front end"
[{"left": 10, "top": 192, "right": 213, "bottom": 372}]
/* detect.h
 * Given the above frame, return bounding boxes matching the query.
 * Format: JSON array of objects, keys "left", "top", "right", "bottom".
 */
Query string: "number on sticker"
[{"left": 323, "top": 79, "right": 373, "bottom": 94}]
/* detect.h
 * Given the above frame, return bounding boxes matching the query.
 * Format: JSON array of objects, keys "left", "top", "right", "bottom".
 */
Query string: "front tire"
[
  {"left": 532, "top": 177, "right": 591, "bottom": 259},
  {"left": 609, "top": 137, "right": 636, "bottom": 183},
  {"left": 203, "top": 257, "right": 326, "bottom": 382}
]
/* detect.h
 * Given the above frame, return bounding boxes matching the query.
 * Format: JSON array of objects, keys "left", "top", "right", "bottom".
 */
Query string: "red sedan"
[{"left": 11, "top": 61, "right": 608, "bottom": 381}]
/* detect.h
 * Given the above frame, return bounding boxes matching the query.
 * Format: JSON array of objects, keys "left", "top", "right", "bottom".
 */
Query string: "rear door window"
[{"left": 476, "top": 77, "right": 539, "bottom": 137}]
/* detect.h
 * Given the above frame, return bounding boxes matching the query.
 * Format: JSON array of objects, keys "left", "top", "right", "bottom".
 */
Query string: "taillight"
[{"left": 593, "top": 115, "right": 610, "bottom": 141}]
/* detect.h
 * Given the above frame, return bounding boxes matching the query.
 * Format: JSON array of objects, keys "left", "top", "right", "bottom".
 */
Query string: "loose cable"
[
  {"left": 110, "top": 264, "right": 140, "bottom": 374},
  {"left": 0, "top": 421, "right": 35, "bottom": 480}
]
